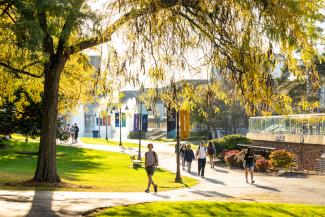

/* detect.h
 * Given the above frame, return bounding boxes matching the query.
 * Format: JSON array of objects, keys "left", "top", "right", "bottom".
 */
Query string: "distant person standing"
[
  {"left": 207, "top": 142, "right": 216, "bottom": 168},
  {"left": 74, "top": 123, "right": 79, "bottom": 142},
  {"left": 69, "top": 124, "right": 75, "bottom": 143},
  {"left": 184, "top": 144, "right": 195, "bottom": 173},
  {"left": 244, "top": 148, "right": 255, "bottom": 184},
  {"left": 180, "top": 144, "right": 186, "bottom": 170},
  {"left": 196, "top": 141, "right": 207, "bottom": 178},
  {"left": 145, "top": 143, "right": 159, "bottom": 193}
]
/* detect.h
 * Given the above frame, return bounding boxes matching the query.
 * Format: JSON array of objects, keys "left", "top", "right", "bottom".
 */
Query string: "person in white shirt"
[{"left": 196, "top": 141, "right": 207, "bottom": 178}]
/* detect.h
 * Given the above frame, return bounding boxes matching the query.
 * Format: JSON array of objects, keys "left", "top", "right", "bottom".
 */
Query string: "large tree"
[{"left": 0, "top": 0, "right": 323, "bottom": 183}]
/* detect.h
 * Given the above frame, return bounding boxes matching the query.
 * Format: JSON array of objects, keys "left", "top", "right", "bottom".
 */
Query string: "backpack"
[{"left": 207, "top": 146, "right": 214, "bottom": 155}]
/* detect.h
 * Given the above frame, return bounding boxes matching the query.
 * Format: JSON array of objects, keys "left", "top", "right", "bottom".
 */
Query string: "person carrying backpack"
[
  {"left": 145, "top": 143, "right": 159, "bottom": 193},
  {"left": 207, "top": 141, "right": 216, "bottom": 168},
  {"left": 196, "top": 141, "right": 207, "bottom": 178},
  {"left": 184, "top": 144, "right": 195, "bottom": 173},
  {"left": 244, "top": 147, "right": 255, "bottom": 184}
]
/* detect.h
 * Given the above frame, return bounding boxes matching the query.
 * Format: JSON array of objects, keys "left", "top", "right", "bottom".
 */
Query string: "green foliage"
[
  {"left": 127, "top": 131, "right": 146, "bottom": 140},
  {"left": 270, "top": 150, "right": 296, "bottom": 170},
  {"left": 210, "top": 134, "right": 251, "bottom": 154}
]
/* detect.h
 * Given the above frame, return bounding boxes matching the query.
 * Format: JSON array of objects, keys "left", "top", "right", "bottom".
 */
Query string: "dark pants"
[{"left": 198, "top": 158, "right": 206, "bottom": 177}]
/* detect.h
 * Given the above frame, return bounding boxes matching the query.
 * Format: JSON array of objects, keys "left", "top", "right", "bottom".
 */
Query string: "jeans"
[
  {"left": 198, "top": 158, "right": 206, "bottom": 177},
  {"left": 181, "top": 154, "right": 185, "bottom": 169},
  {"left": 186, "top": 161, "right": 192, "bottom": 172}
]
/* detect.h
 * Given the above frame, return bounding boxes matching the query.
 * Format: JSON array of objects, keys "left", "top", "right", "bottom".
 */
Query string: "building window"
[
  {"left": 85, "top": 115, "right": 94, "bottom": 128},
  {"left": 96, "top": 116, "right": 111, "bottom": 126}
]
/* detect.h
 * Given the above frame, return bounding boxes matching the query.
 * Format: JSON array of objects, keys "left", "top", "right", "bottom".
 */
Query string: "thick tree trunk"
[{"left": 33, "top": 56, "right": 66, "bottom": 183}]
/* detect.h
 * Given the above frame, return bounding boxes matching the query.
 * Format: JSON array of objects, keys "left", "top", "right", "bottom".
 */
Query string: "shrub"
[
  {"left": 255, "top": 157, "right": 271, "bottom": 172},
  {"left": 128, "top": 131, "right": 146, "bottom": 139},
  {"left": 225, "top": 153, "right": 239, "bottom": 167},
  {"left": 224, "top": 150, "right": 244, "bottom": 168},
  {"left": 270, "top": 149, "right": 295, "bottom": 170},
  {"left": 210, "top": 134, "right": 251, "bottom": 154}
]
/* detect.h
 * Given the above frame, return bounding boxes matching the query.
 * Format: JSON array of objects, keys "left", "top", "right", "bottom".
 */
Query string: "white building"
[{"left": 69, "top": 89, "right": 167, "bottom": 139}]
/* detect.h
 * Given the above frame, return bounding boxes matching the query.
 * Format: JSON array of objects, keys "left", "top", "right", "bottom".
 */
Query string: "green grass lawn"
[
  {"left": 80, "top": 137, "right": 139, "bottom": 148},
  {"left": 94, "top": 201, "right": 325, "bottom": 217},
  {"left": 0, "top": 140, "right": 197, "bottom": 191}
]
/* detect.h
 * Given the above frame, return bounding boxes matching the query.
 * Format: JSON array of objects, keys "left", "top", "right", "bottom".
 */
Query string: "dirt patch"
[{"left": 5, "top": 179, "right": 97, "bottom": 190}]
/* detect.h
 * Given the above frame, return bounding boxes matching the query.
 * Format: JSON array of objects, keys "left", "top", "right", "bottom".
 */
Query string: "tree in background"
[
  {"left": 275, "top": 60, "right": 325, "bottom": 114},
  {"left": 0, "top": 0, "right": 323, "bottom": 183}
]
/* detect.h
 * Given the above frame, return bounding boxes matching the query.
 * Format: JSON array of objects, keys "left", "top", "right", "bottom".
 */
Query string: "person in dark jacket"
[
  {"left": 184, "top": 144, "right": 195, "bottom": 173},
  {"left": 244, "top": 147, "right": 255, "bottom": 184}
]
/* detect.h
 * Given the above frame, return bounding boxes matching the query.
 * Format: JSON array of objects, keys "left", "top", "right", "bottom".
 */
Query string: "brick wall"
[{"left": 251, "top": 140, "right": 325, "bottom": 170}]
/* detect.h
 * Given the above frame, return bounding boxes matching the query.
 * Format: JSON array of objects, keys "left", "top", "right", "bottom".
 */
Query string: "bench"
[{"left": 130, "top": 155, "right": 143, "bottom": 168}]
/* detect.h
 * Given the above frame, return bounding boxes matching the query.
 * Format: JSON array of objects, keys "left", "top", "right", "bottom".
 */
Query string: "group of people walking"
[
  {"left": 64, "top": 123, "right": 79, "bottom": 143},
  {"left": 144, "top": 140, "right": 256, "bottom": 193},
  {"left": 179, "top": 141, "right": 216, "bottom": 177}
]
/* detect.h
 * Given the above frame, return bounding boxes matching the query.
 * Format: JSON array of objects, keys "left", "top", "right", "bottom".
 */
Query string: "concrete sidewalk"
[{"left": 0, "top": 141, "right": 324, "bottom": 217}]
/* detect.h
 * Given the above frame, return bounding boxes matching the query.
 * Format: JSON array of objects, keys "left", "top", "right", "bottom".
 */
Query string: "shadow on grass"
[
  {"left": 270, "top": 206, "right": 299, "bottom": 217},
  {"left": 0, "top": 140, "right": 104, "bottom": 188}
]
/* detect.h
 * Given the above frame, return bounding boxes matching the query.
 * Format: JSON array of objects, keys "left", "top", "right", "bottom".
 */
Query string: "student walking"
[
  {"left": 145, "top": 143, "right": 159, "bottom": 193},
  {"left": 180, "top": 144, "right": 186, "bottom": 170},
  {"left": 74, "top": 123, "right": 79, "bottom": 142},
  {"left": 207, "top": 142, "right": 216, "bottom": 168},
  {"left": 69, "top": 125, "right": 75, "bottom": 143},
  {"left": 196, "top": 141, "right": 207, "bottom": 178},
  {"left": 244, "top": 148, "right": 255, "bottom": 184},
  {"left": 184, "top": 144, "right": 195, "bottom": 173}
]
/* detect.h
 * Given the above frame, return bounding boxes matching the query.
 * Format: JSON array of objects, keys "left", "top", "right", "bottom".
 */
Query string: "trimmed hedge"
[
  {"left": 127, "top": 131, "right": 146, "bottom": 139},
  {"left": 210, "top": 134, "right": 251, "bottom": 154}
]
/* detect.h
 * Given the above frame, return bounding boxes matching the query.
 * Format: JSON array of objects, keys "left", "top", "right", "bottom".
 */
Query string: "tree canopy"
[{"left": 0, "top": 0, "right": 323, "bottom": 182}]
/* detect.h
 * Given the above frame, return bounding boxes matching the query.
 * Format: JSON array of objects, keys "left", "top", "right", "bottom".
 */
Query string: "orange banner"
[{"left": 180, "top": 109, "right": 190, "bottom": 139}]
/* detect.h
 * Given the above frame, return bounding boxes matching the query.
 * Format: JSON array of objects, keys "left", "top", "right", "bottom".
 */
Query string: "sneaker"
[
  {"left": 145, "top": 189, "right": 149, "bottom": 193},
  {"left": 154, "top": 185, "right": 158, "bottom": 193},
  {"left": 201, "top": 176, "right": 205, "bottom": 178},
  {"left": 251, "top": 180, "right": 255, "bottom": 184}
]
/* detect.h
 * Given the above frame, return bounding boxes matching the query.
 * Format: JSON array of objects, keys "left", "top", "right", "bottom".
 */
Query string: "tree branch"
[
  {"left": 0, "top": 61, "right": 42, "bottom": 78},
  {"left": 57, "top": 1, "right": 83, "bottom": 54},
  {"left": 36, "top": 2, "right": 54, "bottom": 55},
  {"left": 66, "top": 0, "right": 195, "bottom": 55},
  {"left": 66, "top": 8, "right": 147, "bottom": 55}
]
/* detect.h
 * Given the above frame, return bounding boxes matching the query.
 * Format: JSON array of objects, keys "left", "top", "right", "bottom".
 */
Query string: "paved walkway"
[{"left": 0, "top": 140, "right": 324, "bottom": 217}]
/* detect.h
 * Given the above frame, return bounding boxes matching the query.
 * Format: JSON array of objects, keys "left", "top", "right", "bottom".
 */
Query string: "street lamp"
[
  {"left": 105, "top": 107, "right": 108, "bottom": 141},
  {"left": 138, "top": 101, "right": 143, "bottom": 160},
  {"left": 111, "top": 105, "right": 128, "bottom": 146}
]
